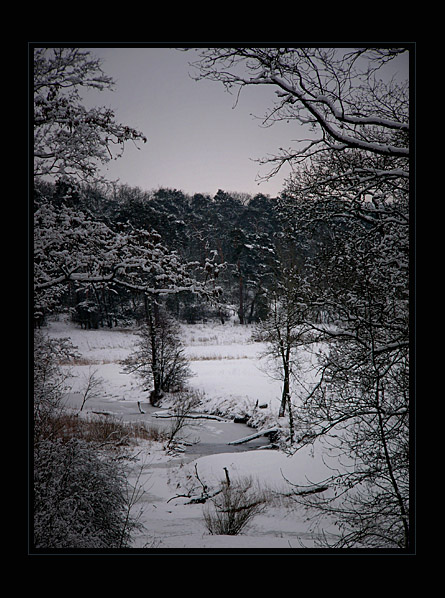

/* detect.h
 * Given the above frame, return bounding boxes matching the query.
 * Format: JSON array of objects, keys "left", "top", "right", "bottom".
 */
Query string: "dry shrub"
[
  {"left": 203, "top": 475, "right": 268, "bottom": 535},
  {"left": 48, "top": 413, "right": 168, "bottom": 446}
]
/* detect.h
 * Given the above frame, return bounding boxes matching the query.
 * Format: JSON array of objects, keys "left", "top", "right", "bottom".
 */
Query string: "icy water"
[
  {"left": 61, "top": 392, "right": 271, "bottom": 458},
  {"left": 182, "top": 423, "right": 271, "bottom": 457},
  {"left": 185, "top": 439, "right": 270, "bottom": 457}
]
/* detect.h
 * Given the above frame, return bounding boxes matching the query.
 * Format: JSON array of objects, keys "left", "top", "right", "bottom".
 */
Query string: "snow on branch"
[
  {"left": 34, "top": 199, "right": 224, "bottom": 313},
  {"left": 190, "top": 48, "right": 409, "bottom": 163}
]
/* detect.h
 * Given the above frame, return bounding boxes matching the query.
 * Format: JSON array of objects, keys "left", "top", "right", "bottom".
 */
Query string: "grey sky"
[{"left": 84, "top": 47, "right": 295, "bottom": 198}]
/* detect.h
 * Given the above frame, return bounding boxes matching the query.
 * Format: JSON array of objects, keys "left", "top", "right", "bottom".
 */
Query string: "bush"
[
  {"left": 33, "top": 331, "right": 79, "bottom": 443},
  {"left": 33, "top": 438, "right": 137, "bottom": 549},
  {"left": 203, "top": 475, "right": 268, "bottom": 535},
  {"left": 33, "top": 331, "right": 145, "bottom": 550}
]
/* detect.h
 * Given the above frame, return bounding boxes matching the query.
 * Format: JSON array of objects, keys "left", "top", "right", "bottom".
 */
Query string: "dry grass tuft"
[{"left": 47, "top": 412, "right": 168, "bottom": 447}]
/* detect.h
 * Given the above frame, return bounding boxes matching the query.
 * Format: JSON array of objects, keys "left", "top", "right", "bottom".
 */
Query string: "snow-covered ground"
[{"left": 44, "top": 315, "right": 338, "bottom": 550}]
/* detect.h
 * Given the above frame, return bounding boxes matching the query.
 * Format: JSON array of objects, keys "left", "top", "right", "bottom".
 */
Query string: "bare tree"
[
  {"left": 164, "top": 390, "right": 201, "bottom": 450},
  {"left": 34, "top": 47, "right": 146, "bottom": 183},
  {"left": 189, "top": 47, "right": 409, "bottom": 177},
  {"left": 79, "top": 367, "right": 104, "bottom": 412},
  {"left": 122, "top": 299, "right": 192, "bottom": 406},
  {"left": 34, "top": 332, "right": 79, "bottom": 442},
  {"left": 191, "top": 46, "right": 412, "bottom": 549},
  {"left": 253, "top": 251, "right": 310, "bottom": 430},
  {"left": 282, "top": 196, "right": 410, "bottom": 548}
]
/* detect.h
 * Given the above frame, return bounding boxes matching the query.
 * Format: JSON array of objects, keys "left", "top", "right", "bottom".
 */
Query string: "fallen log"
[
  {"left": 227, "top": 427, "right": 279, "bottom": 446},
  {"left": 151, "top": 411, "right": 227, "bottom": 422},
  {"left": 280, "top": 485, "right": 329, "bottom": 497}
]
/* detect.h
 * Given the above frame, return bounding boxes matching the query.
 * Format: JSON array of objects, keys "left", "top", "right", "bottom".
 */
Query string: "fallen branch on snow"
[
  {"left": 167, "top": 463, "right": 222, "bottom": 504},
  {"left": 227, "top": 427, "right": 279, "bottom": 446},
  {"left": 151, "top": 412, "right": 227, "bottom": 422}
]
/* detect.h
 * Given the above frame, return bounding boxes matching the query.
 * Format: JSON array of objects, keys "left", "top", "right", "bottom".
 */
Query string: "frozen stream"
[{"left": 61, "top": 392, "right": 271, "bottom": 459}]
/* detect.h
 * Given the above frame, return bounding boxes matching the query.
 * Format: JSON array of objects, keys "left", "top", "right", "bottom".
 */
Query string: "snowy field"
[{"left": 45, "top": 316, "right": 338, "bottom": 551}]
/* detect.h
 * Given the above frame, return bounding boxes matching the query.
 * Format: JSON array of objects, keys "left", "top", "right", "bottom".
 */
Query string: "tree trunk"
[
  {"left": 279, "top": 345, "right": 291, "bottom": 418},
  {"left": 238, "top": 260, "right": 244, "bottom": 324},
  {"left": 144, "top": 294, "right": 162, "bottom": 405},
  {"left": 279, "top": 381, "right": 289, "bottom": 418}
]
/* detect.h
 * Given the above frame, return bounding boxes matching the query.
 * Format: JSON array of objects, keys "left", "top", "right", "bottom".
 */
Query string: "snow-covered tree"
[
  {"left": 272, "top": 170, "right": 409, "bottom": 546},
  {"left": 31, "top": 48, "right": 221, "bottom": 550},
  {"left": 122, "top": 302, "right": 192, "bottom": 405},
  {"left": 189, "top": 47, "right": 409, "bottom": 178},
  {"left": 34, "top": 438, "right": 136, "bottom": 548},
  {"left": 190, "top": 46, "right": 412, "bottom": 548},
  {"left": 34, "top": 48, "right": 146, "bottom": 182},
  {"left": 34, "top": 187, "right": 222, "bottom": 321}
]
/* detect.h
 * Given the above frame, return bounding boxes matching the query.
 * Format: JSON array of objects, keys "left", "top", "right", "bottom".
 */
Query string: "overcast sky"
[{"left": 83, "top": 47, "right": 297, "bottom": 198}]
